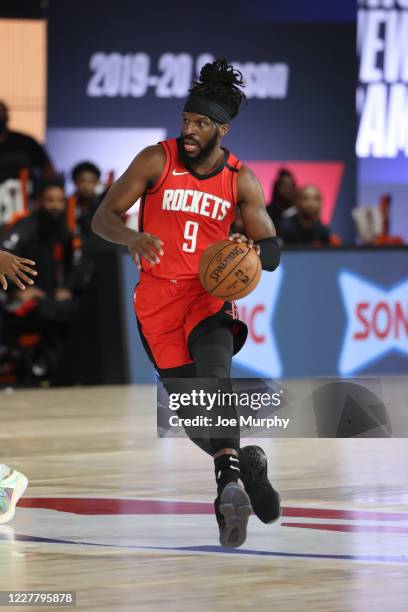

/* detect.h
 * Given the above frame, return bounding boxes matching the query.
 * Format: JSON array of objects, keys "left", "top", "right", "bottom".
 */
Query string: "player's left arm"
[{"left": 233, "top": 165, "right": 280, "bottom": 271}]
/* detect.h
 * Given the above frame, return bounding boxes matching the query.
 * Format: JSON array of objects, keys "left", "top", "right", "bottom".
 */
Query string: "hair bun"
[
  {"left": 199, "top": 59, "right": 244, "bottom": 91},
  {"left": 188, "top": 59, "right": 247, "bottom": 119}
]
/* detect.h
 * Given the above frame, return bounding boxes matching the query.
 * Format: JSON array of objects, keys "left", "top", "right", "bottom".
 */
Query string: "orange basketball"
[{"left": 199, "top": 239, "right": 261, "bottom": 300}]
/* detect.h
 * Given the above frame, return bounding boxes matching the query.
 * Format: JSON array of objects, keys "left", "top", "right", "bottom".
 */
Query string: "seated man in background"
[
  {"left": 279, "top": 185, "right": 331, "bottom": 246},
  {"left": 266, "top": 168, "right": 297, "bottom": 229},
  {"left": 1, "top": 179, "right": 83, "bottom": 382},
  {"left": 0, "top": 101, "right": 55, "bottom": 184},
  {"left": 0, "top": 100, "right": 55, "bottom": 204},
  {"left": 0, "top": 101, "right": 55, "bottom": 229}
]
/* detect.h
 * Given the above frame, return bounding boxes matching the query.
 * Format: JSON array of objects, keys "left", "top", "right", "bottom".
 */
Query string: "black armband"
[{"left": 256, "top": 236, "right": 280, "bottom": 271}]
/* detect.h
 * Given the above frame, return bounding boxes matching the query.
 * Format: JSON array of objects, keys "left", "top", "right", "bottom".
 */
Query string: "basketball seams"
[
  {"left": 201, "top": 240, "right": 235, "bottom": 281},
  {"left": 206, "top": 248, "right": 251, "bottom": 293},
  {"left": 213, "top": 254, "right": 261, "bottom": 299},
  {"left": 203, "top": 245, "right": 260, "bottom": 295}
]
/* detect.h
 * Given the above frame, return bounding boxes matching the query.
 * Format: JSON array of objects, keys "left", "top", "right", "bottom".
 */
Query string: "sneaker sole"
[
  {"left": 218, "top": 482, "right": 252, "bottom": 548},
  {"left": 0, "top": 471, "right": 28, "bottom": 525}
]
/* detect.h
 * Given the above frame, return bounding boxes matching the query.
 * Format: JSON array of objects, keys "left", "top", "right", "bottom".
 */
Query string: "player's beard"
[{"left": 180, "top": 130, "right": 218, "bottom": 166}]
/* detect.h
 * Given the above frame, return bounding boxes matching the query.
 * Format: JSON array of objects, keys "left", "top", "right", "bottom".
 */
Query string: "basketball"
[{"left": 199, "top": 239, "right": 261, "bottom": 300}]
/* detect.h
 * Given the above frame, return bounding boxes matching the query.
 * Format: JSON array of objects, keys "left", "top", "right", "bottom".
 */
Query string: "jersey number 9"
[{"left": 182, "top": 221, "right": 199, "bottom": 253}]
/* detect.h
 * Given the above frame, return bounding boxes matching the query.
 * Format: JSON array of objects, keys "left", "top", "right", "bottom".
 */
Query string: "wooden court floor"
[{"left": 0, "top": 385, "right": 408, "bottom": 611}]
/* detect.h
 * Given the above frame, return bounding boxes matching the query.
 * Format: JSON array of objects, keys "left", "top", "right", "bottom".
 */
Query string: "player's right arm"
[{"left": 91, "top": 145, "right": 165, "bottom": 268}]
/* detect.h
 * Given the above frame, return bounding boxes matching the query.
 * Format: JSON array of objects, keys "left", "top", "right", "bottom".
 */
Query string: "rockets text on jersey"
[{"left": 138, "top": 138, "right": 242, "bottom": 281}]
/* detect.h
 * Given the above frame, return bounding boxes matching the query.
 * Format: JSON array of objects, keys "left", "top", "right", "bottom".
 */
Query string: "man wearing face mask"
[
  {"left": 1, "top": 179, "right": 80, "bottom": 381},
  {"left": 0, "top": 101, "right": 54, "bottom": 185},
  {"left": 4, "top": 179, "right": 74, "bottom": 299}
]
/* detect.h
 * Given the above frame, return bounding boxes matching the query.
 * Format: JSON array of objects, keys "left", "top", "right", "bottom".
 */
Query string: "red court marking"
[
  {"left": 282, "top": 506, "right": 408, "bottom": 522},
  {"left": 18, "top": 498, "right": 212, "bottom": 515},
  {"left": 282, "top": 522, "right": 408, "bottom": 534},
  {"left": 18, "top": 498, "right": 408, "bottom": 522},
  {"left": 245, "top": 161, "right": 344, "bottom": 224}
]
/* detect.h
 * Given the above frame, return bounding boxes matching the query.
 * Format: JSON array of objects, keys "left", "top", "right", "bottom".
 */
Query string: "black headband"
[{"left": 183, "top": 95, "right": 232, "bottom": 124}]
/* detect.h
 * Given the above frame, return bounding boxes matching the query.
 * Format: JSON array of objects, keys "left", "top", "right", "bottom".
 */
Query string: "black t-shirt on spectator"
[
  {"left": 2, "top": 212, "right": 74, "bottom": 292},
  {"left": 0, "top": 131, "right": 50, "bottom": 183},
  {"left": 279, "top": 215, "right": 331, "bottom": 246}
]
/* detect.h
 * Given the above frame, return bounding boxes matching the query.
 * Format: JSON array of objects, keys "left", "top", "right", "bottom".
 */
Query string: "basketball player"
[
  {"left": 92, "top": 60, "right": 281, "bottom": 547},
  {"left": 0, "top": 249, "right": 35, "bottom": 523}
]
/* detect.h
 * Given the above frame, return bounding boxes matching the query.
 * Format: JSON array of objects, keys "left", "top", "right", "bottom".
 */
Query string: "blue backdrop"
[{"left": 46, "top": 0, "right": 356, "bottom": 241}]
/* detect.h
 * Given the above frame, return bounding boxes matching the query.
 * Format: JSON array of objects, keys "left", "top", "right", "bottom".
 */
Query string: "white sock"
[{"left": 0, "top": 464, "right": 11, "bottom": 480}]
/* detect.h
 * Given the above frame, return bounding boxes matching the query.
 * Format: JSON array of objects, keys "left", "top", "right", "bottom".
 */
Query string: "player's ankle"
[{"left": 214, "top": 453, "right": 240, "bottom": 495}]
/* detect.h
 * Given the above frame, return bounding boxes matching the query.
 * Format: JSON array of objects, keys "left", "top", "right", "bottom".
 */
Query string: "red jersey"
[{"left": 138, "top": 138, "right": 241, "bottom": 281}]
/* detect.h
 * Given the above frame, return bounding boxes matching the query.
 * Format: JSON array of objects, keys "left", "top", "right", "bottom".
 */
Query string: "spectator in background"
[
  {"left": 68, "top": 161, "right": 108, "bottom": 256},
  {"left": 279, "top": 185, "right": 331, "bottom": 246},
  {"left": 3, "top": 179, "right": 74, "bottom": 297},
  {"left": 0, "top": 100, "right": 55, "bottom": 185},
  {"left": 266, "top": 168, "right": 297, "bottom": 229},
  {"left": 71, "top": 161, "right": 102, "bottom": 234},
  {"left": 1, "top": 179, "right": 83, "bottom": 382}
]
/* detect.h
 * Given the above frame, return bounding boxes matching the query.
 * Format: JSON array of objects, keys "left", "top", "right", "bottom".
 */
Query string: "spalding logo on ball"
[{"left": 199, "top": 239, "right": 261, "bottom": 300}]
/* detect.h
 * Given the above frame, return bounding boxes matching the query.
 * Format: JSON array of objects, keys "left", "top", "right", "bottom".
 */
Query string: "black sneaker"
[
  {"left": 239, "top": 445, "right": 281, "bottom": 524},
  {"left": 214, "top": 481, "right": 252, "bottom": 548}
]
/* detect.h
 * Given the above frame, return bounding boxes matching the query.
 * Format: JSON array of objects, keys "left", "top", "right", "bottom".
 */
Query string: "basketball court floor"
[{"left": 1, "top": 385, "right": 408, "bottom": 611}]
